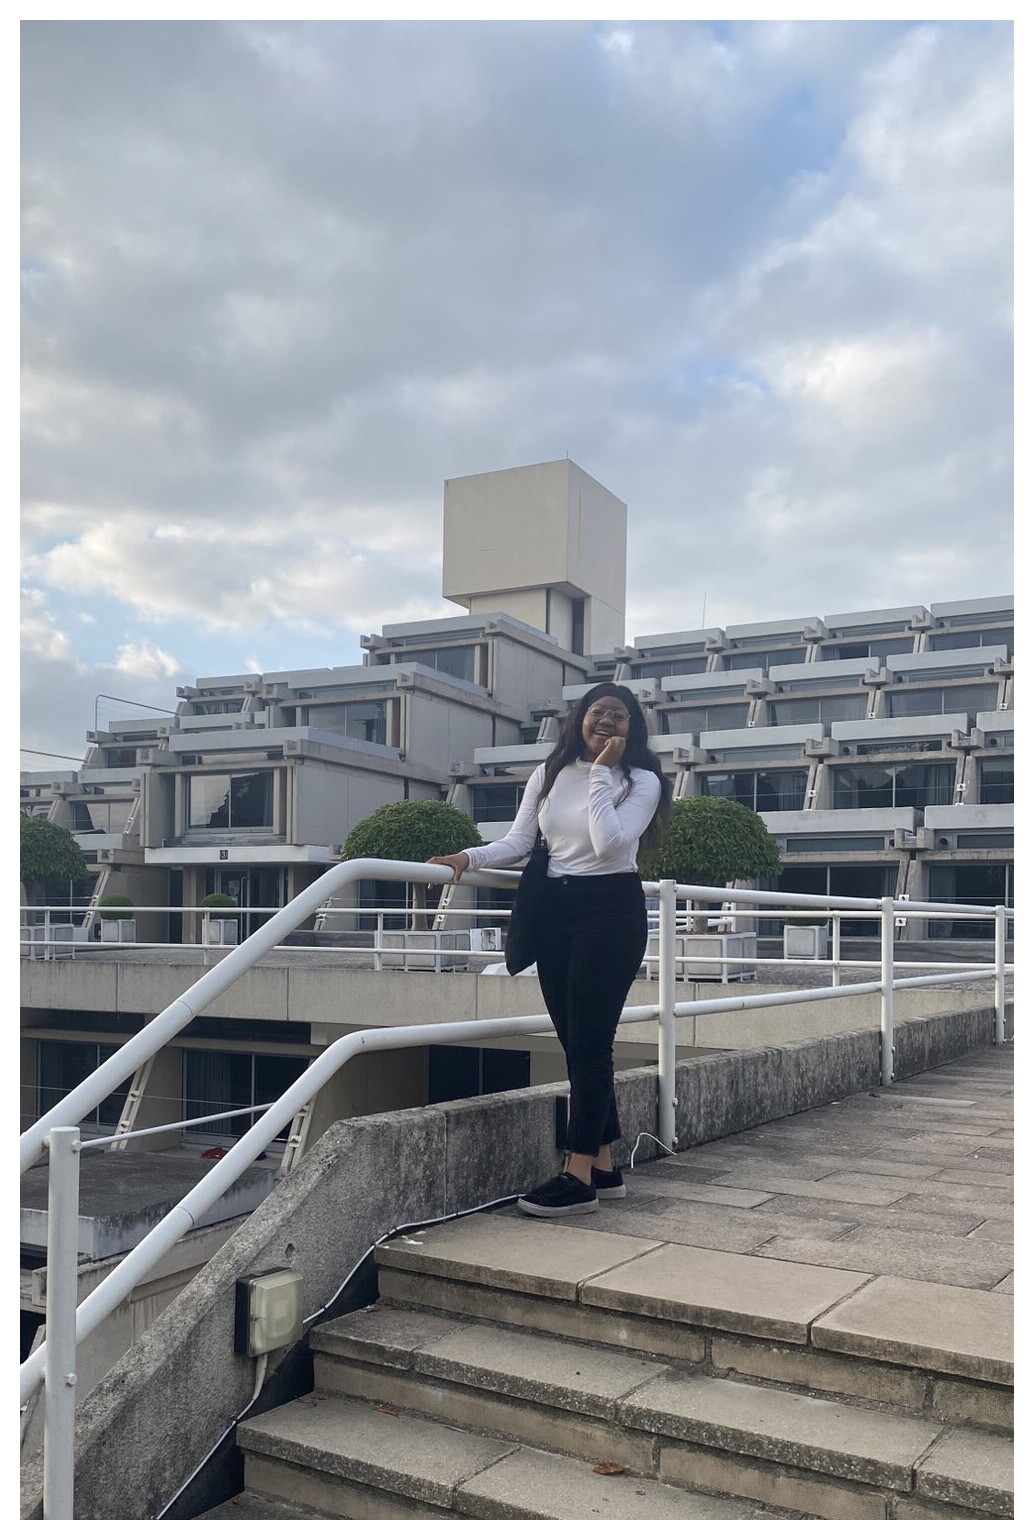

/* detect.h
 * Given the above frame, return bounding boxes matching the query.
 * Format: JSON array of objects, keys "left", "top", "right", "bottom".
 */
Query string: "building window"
[
  {"left": 769, "top": 693, "right": 867, "bottom": 727},
  {"left": 182, "top": 1050, "right": 310, "bottom": 1140},
  {"left": 820, "top": 641, "right": 892, "bottom": 662},
  {"left": 726, "top": 648, "right": 806, "bottom": 670},
  {"left": 306, "top": 700, "right": 387, "bottom": 744},
  {"left": 37, "top": 1041, "right": 130, "bottom": 1129},
  {"left": 927, "top": 864, "right": 1013, "bottom": 939},
  {"left": 927, "top": 627, "right": 1012, "bottom": 654},
  {"left": 71, "top": 800, "right": 132, "bottom": 834},
  {"left": 664, "top": 703, "right": 750, "bottom": 733},
  {"left": 396, "top": 646, "right": 479, "bottom": 683},
  {"left": 886, "top": 684, "right": 1000, "bottom": 717},
  {"left": 831, "top": 761, "right": 954, "bottom": 810},
  {"left": 636, "top": 655, "right": 707, "bottom": 679},
  {"left": 570, "top": 599, "right": 585, "bottom": 656},
  {"left": 979, "top": 757, "right": 1013, "bottom": 805},
  {"left": 427, "top": 1046, "right": 530, "bottom": 1103},
  {"left": 188, "top": 771, "right": 274, "bottom": 830},
  {"left": 701, "top": 769, "right": 807, "bottom": 813},
  {"left": 470, "top": 783, "right": 523, "bottom": 822}
]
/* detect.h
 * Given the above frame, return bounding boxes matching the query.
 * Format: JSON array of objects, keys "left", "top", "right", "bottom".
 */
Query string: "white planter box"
[
  {"left": 645, "top": 931, "right": 757, "bottom": 982},
  {"left": 204, "top": 916, "right": 239, "bottom": 947},
  {"left": 783, "top": 925, "right": 828, "bottom": 960},
  {"left": 21, "top": 923, "right": 76, "bottom": 958},
  {"left": 381, "top": 930, "right": 471, "bottom": 971},
  {"left": 99, "top": 917, "right": 136, "bottom": 945}
]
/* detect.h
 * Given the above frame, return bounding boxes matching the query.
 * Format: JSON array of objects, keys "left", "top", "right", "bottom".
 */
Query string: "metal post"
[
  {"left": 43, "top": 1128, "right": 81, "bottom": 1519},
  {"left": 658, "top": 880, "right": 678, "bottom": 1150},
  {"left": 831, "top": 914, "right": 841, "bottom": 989},
  {"left": 374, "top": 911, "right": 383, "bottom": 972},
  {"left": 880, "top": 896, "right": 895, "bottom": 1087},
  {"left": 994, "top": 906, "right": 1007, "bottom": 1046},
  {"left": 44, "top": 907, "right": 52, "bottom": 962}
]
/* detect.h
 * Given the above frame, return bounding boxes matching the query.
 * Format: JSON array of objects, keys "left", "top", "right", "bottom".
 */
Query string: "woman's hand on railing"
[{"left": 428, "top": 852, "right": 470, "bottom": 882}]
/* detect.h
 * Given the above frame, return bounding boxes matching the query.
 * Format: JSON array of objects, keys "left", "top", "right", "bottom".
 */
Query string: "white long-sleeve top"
[{"left": 462, "top": 759, "right": 662, "bottom": 877}]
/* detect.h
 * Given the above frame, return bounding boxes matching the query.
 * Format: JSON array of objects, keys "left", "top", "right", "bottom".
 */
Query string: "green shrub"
[
  {"left": 97, "top": 894, "right": 134, "bottom": 916},
  {"left": 638, "top": 797, "right": 781, "bottom": 887},
  {"left": 342, "top": 800, "right": 484, "bottom": 927},
  {"left": 20, "top": 816, "right": 87, "bottom": 886},
  {"left": 200, "top": 892, "right": 236, "bottom": 908}
]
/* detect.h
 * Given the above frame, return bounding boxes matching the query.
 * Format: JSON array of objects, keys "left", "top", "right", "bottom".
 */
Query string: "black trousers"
[{"left": 535, "top": 873, "right": 648, "bottom": 1157}]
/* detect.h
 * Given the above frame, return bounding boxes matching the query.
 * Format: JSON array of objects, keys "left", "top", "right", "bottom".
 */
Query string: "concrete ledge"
[{"left": 19, "top": 1003, "right": 1002, "bottom": 1519}]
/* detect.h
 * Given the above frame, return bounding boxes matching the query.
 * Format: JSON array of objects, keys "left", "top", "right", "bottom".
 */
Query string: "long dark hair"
[{"left": 537, "top": 682, "right": 672, "bottom": 852}]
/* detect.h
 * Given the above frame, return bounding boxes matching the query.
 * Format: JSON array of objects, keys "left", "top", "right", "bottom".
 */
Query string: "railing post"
[
  {"left": 374, "top": 910, "right": 383, "bottom": 972},
  {"left": 994, "top": 906, "right": 1007, "bottom": 1046},
  {"left": 880, "top": 896, "right": 895, "bottom": 1087},
  {"left": 43, "top": 1127, "right": 81, "bottom": 1520},
  {"left": 831, "top": 913, "right": 841, "bottom": 989},
  {"left": 44, "top": 906, "right": 52, "bottom": 962},
  {"left": 658, "top": 880, "right": 678, "bottom": 1150}
]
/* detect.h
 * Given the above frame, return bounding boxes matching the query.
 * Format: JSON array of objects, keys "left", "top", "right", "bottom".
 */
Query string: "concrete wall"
[
  {"left": 20, "top": 1005, "right": 1003, "bottom": 1520},
  {"left": 21, "top": 953, "right": 1005, "bottom": 1045}
]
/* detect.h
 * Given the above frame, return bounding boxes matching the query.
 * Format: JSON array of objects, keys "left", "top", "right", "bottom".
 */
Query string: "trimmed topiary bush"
[
  {"left": 638, "top": 796, "right": 782, "bottom": 930},
  {"left": 342, "top": 800, "right": 484, "bottom": 927}
]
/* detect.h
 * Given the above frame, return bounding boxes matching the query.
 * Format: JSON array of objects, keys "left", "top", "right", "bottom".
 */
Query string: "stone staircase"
[{"left": 202, "top": 1209, "right": 1012, "bottom": 1521}]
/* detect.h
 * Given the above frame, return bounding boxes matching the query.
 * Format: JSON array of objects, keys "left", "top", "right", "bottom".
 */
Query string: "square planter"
[
  {"left": 783, "top": 924, "right": 828, "bottom": 960},
  {"left": 380, "top": 930, "right": 471, "bottom": 971},
  {"left": 99, "top": 918, "right": 136, "bottom": 945},
  {"left": 204, "top": 916, "right": 239, "bottom": 947}
]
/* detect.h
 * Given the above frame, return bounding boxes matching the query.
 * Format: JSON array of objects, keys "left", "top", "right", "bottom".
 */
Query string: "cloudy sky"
[{"left": 21, "top": 18, "right": 1013, "bottom": 766}]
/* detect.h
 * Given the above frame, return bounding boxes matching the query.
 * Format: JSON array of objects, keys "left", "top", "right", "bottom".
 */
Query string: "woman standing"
[{"left": 430, "top": 683, "right": 670, "bottom": 1218}]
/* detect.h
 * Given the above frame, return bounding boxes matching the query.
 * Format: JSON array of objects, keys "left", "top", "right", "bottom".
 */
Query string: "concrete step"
[
  {"left": 310, "top": 1301, "right": 1012, "bottom": 1520},
  {"left": 199, "top": 1492, "right": 325, "bottom": 1519},
  {"left": 236, "top": 1394, "right": 775, "bottom": 1520},
  {"left": 373, "top": 1211, "right": 1013, "bottom": 1431}
]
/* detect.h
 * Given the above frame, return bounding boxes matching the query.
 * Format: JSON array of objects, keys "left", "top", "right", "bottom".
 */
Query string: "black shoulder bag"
[{"left": 504, "top": 832, "right": 550, "bottom": 975}]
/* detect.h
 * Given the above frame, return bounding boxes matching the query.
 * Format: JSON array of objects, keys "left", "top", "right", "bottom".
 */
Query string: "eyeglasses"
[{"left": 585, "top": 706, "right": 630, "bottom": 725}]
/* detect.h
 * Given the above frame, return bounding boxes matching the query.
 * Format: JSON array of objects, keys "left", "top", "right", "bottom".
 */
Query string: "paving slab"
[
  {"left": 631, "top": 1173, "right": 773, "bottom": 1207},
  {"left": 709, "top": 1173, "right": 904, "bottom": 1206},
  {"left": 929, "top": 1163, "right": 1012, "bottom": 1185},
  {"left": 454, "top": 1443, "right": 771, "bottom": 1520},
  {"left": 542, "top": 1198, "right": 851, "bottom": 1252},
  {"left": 579, "top": 1242, "right": 872, "bottom": 1343},
  {"left": 620, "top": 1371, "right": 941, "bottom": 1490},
  {"left": 992, "top": 1273, "right": 1013, "bottom": 1295},
  {"left": 313, "top": 1303, "right": 460, "bottom": 1368},
  {"left": 374, "top": 1212, "right": 662, "bottom": 1300},
  {"left": 411, "top": 1320, "right": 666, "bottom": 1417},
  {"left": 238, "top": 1395, "right": 516, "bottom": 1509},
  {"left": 753, "top": 1193, "right": 985, "bottom": 1238},
  {"left": 811, "top": 1275, "right": 1013, "bottom": 1383},
  {"left": 754, "top": 1227, "right": 1013, "bottom": 1290},
  {"left": 915, "top": 1427, "right": 1013, "bottom": 1517},
  {"left": 891, "top": 1179, "right": 1012, "bottom": 1210}
]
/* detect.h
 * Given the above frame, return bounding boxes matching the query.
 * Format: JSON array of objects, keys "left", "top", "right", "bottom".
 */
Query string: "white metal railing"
[{"left": 19, "top": 861, "right": 1013, "bottom": 1517}]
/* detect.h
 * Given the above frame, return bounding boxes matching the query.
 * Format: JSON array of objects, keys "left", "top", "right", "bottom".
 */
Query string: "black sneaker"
[
  {"left": 517, "top": 1172, "right": 599, "bottom": 1217},
  {"left": 591, "top": 1166, "right": 626, "bottom": 1200}
]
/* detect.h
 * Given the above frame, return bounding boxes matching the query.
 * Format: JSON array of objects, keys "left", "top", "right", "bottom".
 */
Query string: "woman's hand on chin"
[{"left": 593, "top": 733, "right": 626, "bottom": 769}]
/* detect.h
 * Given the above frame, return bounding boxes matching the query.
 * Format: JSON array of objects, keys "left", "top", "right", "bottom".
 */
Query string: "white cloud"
[{"left": 20, "top": 19, "right": 1012, "bottom": 757}]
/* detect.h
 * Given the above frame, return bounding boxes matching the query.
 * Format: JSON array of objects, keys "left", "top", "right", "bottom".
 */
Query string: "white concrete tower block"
[{"left": 442, "top": 458, "right": 627, "bottom": 655}]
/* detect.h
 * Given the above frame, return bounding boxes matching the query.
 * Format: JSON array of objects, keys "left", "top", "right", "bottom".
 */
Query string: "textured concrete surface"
[
  {"left": 811, "top": 1274, "right": 1013, "bottom": 1383},
  {"left": 620, "top": 1372, "right": 941, "bottom": 1489},
  {"left": 454, "top": 1444, "right": 770, "bottom": 1521},
  {"left": 524, "top": 1043, "right": 1013, "bottom": 1298},
  {"left": 914, "top": 1426, "right": 1014, "bottom": 1516}
]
